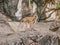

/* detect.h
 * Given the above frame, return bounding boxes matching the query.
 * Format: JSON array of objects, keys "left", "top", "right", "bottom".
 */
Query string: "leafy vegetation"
[{"left": 57, "top": 2, "right": 60, "bottom": 9}]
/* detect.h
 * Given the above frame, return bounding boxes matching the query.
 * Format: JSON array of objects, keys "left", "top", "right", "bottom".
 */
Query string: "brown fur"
[
  {"left": 21, "top": 12, "right": 38, "bottom": 23},
  {"left": 18, "top": 12, "right": 38, "bottom": 30}
]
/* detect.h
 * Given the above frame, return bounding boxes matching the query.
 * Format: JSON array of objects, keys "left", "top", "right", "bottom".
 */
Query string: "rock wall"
[
  {"left": 0, "top": 0, "right": 33, "bottom": 21},
  {"left": 0, "top": 0, "right": 19, "bottom": 21}
]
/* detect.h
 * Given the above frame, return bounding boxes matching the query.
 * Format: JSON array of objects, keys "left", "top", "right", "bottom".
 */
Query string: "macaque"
[{"left": 17, "top": 12, "right": 38, "bottom": 30}]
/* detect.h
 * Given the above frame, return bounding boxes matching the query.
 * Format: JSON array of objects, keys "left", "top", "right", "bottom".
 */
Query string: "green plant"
[{"left": 57, "top": 2, "right": 60, "bottom": 9}]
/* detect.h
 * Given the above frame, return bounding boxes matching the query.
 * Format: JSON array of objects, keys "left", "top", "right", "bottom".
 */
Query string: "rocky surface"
[
  {"left": 0, "top": 0, "right": 19, "bottom": 21},
  {"left": 0, "top": 13, "right": 59, "bottom": 45},
  {"left": 0, "top": 13, "right": 13, "bottom": 34},
  {"left": 0, "top": 0, "right": 60, "bottom": 45},
  {"left": 0, "top": 0, "right": 49, "bottom": 21},
  {"left": 0, "top": 29, "right": 58, "bottom": 45}
]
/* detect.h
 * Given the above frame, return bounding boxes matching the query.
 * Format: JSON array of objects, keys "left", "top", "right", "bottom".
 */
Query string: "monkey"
[{"left": 17, "top": 12, "right": 38, "bottom": 30}]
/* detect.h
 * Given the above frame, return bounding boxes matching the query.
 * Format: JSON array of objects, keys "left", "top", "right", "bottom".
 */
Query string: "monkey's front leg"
[{"left": 26, "top": 23, "right": 31, "bottom": 29}]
